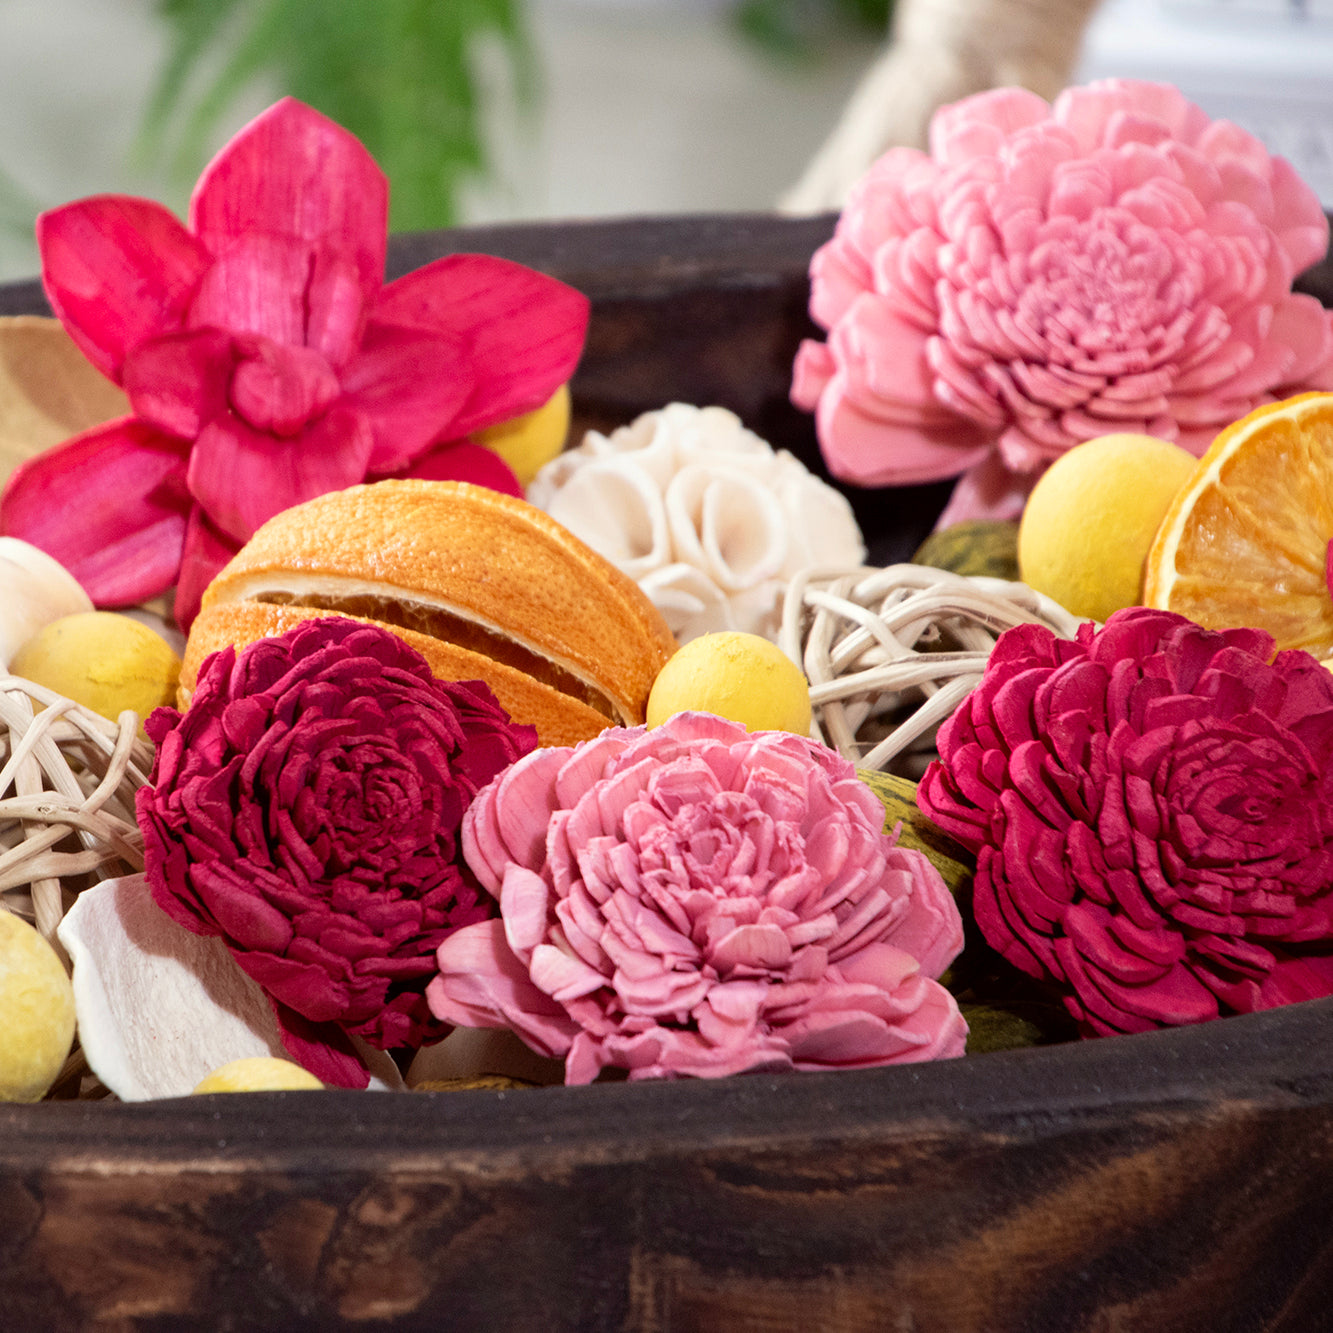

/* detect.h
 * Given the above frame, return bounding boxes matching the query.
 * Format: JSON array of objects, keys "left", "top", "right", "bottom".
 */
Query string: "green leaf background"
[
  {"left": 2, "top": 0, "right": 894, "bottom": 250},
  {"left": 142, "top": 0, "right": 535, "bottom": 233}
]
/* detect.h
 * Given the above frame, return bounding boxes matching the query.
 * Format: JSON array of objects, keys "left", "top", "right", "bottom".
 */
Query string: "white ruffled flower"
[{"left": 528, "top": 403, "right": 865, "bottom": 643}]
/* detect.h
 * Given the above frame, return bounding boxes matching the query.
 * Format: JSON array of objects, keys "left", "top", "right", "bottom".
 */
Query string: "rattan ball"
[
  {"left": 779, "top": 565, "right": 1084, "bottom": 777},
  {"left": 0, "top": 674, "right": 153, "bottom": 949}
]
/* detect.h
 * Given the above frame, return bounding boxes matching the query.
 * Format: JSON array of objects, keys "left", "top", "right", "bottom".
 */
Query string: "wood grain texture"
[
  {"left": 3, "top": 998, "right": 1333, "bottom": 1330},
  {"left": 3, "top": 213, "right": 1333, "bottom": 1332}
]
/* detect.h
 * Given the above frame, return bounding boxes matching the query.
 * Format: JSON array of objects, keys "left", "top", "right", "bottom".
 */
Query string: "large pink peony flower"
[
  {"left": 137, "top": 617, "right": 538, "bottom": 1087},
  {"left": 0, "top": 98, "right": 588, "bottom": 626},
  {"left": 918, "top": 608, "right": 1333, "bottom": 1037},
  {"left": 792, "top": 80, "right": 1333, "bottom": 524},
  {"left": 427, "top": 711, "right": 967, "bottom": 1083}
]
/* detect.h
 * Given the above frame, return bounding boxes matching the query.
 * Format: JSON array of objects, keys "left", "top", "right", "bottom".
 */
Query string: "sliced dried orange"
[{"left": 1143, "top": 392, "right": 1333, "bottom": 658}]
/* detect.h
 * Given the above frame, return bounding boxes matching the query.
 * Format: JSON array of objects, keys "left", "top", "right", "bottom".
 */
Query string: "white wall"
[
  {"left": 0, "top": 0, "right": 876, "bottom": 283},
  {"left": 4, "top": 0, "right": 1328, "bottom": 286}
]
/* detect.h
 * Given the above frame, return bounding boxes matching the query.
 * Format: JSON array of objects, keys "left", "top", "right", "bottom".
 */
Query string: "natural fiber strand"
[
  {"left": 0, "top": 674, "right": 153, "bottom": 947},
  {"left": 780, "top": 564, "right": 1082, "bottom": 776},
  {"left": 781, "top": 0, "right": 1104, "bottom": 212}
]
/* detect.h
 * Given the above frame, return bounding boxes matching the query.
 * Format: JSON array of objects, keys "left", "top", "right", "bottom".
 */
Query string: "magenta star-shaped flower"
[{"left": 0, "top": 98, "right": 589, "bottom": 625}]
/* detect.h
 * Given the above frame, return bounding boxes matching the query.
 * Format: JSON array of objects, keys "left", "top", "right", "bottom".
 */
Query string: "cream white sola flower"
[{"left": 528, "top": 403, "right": 865, "bottom": 643}]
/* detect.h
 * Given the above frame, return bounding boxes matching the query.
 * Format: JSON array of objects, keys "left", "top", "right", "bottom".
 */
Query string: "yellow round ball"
[
  {"left": 646, "top": 631, "right": 812, "bottom": 734},
  {"left": 11, "top": 611, "right": 181, "bottom": 729},
  {"left": 474, "top": 383, "right": 571, "bottom": 487},
  {"left": 192, "top": 1057, "right": 324, "bottom": 1094},
  {"left": 1018, "top": 433, "right": 1199, "bottom": 623},
  {"left": 0, "top": 911, "right": 76, "bottom": 1103}
]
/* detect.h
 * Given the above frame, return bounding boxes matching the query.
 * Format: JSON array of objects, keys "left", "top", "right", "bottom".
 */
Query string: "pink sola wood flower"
[
  {"left": 792, "top": 80, "right": 1333, "bottom": 525},
  {"left": 428, "top": 711, "right": 967, "bottom": 1084},
  {"left": 0, "top": 98, "right": 589, "bottom": 627}
]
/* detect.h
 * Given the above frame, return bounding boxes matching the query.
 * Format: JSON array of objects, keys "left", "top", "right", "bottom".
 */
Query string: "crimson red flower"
[
  {"left": 918, "top": 608, "right": 1333, "bottom": 1036},
  {"left": 136, "top": 617, "right": 538, "bottom": 1087},
  {"left": 0, "top": 98, "right": 588, "bottom": 625}
]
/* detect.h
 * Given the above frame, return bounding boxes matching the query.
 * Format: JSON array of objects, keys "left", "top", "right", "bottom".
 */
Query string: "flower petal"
[
  {"left": 385, "top": 439, "right": 522, "bottom": 496},
  {"left": 189, "top": 97, "right": 387, "bottom": 317},
  {"left": 174, "top": 505, "right": 241, "bottom": 631},
  {"left": 38, "top": 196, "right": 210, "bottom": 381},
  {"left": 934, "top": 449, "right": 1036, "bottom": 526},
  {"left": 187, "top": 403, "right": 374, "bottom": 544},
  {"left": 122, "top": 328, "right": 234, "bottom": 440},
  {"left": 816, "top": 372, "right": 993, "bottom": 486},
  {"left": 373, "top": 254, "right": 590, "bottom": 437},
  {"left": 340, "top": 322, "right": 475, "bottom": 472},
  {"left": 268, "top": 1002, "right": 373, "bottom": 1089},
  {"left": 56, "top": 874, "right": 291, "bottom": 1102},
  {"left": 188, "top": 233, "right": 311, "bottom": 346},
  {"left": 0, "top": 416, "right": 189, "bottom": 604},
  {"left": 429, "top": 919, "right": 577, "bottom": 1058}
]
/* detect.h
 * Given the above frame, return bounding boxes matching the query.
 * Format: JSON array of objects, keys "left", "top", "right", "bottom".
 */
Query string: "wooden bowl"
[{"left": 3, "top": 215, "right": 1333, "bottom": 1332}]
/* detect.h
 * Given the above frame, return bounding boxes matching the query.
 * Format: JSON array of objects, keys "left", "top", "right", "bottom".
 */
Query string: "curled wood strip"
[
  {"left": 0, "top": 674, "right": 153, "bottom": 947},
  {"left": 779, "top": 565, "right": 1083, "bottom": 776}
]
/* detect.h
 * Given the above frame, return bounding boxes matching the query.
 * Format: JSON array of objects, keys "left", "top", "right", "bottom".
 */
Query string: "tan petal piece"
[
  {"left": 0, "top": 316, "right": 128, "bottom": 489},
  {"left": 58, "top": 875, "right": 293, "bottom": 1102},
  {"left": 57, "top": 875, "right": 405, "bottom": 1099},
  {"left": 407, "top": 1025, "right": 566, "bottom": 1088}
]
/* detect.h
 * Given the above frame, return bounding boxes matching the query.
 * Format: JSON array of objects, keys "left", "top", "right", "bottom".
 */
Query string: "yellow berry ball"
[
  {"left": 192, "top": 1057, "right": 324, "bottom": 1094},
  {"left": 646, "top": 631, "right": 811, "bottom": 734},
  {"left": 1018, "top": 433, "right": 1199, "bottom": 623},
  {"left": 473, "top": 383, "right": 571, "bottom": 486},
  {"left": 0, "top": 911, "right": 76, "bottom": 1103},
  {"left": 11, "top": 611, "right": 181, "bottom": 730}
]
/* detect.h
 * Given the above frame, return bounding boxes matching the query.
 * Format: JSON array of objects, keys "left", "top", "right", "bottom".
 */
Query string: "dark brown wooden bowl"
[{"left": 4, "top": 215, "right": 1333, "bottom": 1333}]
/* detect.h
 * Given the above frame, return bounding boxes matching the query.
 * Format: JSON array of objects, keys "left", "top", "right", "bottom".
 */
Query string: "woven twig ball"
[
  {"left": 779, "top": 565, "right": 1083, "bottom": 777},
  {"left": 0, "top": 674, "right": 153, "bottom": 948}
]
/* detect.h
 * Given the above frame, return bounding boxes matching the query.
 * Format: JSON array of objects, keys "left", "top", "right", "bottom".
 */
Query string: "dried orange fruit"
[
  {"left": 183, "top": 479, "right": 678, "bottom": 747},
  {"left": 1143, "top": 393, "right": 1333, "bottom": 658}
]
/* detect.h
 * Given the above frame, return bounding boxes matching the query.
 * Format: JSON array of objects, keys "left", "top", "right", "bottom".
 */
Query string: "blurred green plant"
[
  {"left": 140, "top": 0, "right": 533, "bottom": 233},
  {"left": 731, "top": 0, "right": 894, "bottom": 59}
]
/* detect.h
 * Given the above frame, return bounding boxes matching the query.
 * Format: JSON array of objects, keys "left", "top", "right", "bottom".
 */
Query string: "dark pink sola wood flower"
[
  {"left": 918, "top": 608, "right": 1333, "bottom": 1036},
  {"left": 427, "top": 711, "right": 967, "bottom": 1083},
  {"left": 136, "top": 618, "right": 538, "bottom": 1087},
  {"left": 793, "top": 80, "right": 1333, "bottom": 525},
  {"left": 0, "top": 98, "right": 589, "bottom": 626}
]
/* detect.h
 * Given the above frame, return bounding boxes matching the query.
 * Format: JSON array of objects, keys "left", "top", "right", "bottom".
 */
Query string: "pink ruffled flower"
[
  {"left": 0, "top": 98, "right": 588, "bottom": 625},
  {"left": 792, "top": 80, "right": 1333, "bottom": 524},
  {"left": 427, "top": 711, "right": 967, "bottom": 1083},
  {"left": 918, "top": 608, "right": 1333, "bottom": 1037},
  {"left": 137, "top": 618, "right": 538, "bottom": 1087}
]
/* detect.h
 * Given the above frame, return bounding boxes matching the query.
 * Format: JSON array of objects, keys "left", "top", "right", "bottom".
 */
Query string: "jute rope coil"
[
  {"left": 779, "top": 564, "right": 1083, "bottom": 776},
  {"left": 781, "top": 0, "right": 1104, "bottom": 213},
  {"left": 0, "top": 674, "right": 153, "bottom": 949}
]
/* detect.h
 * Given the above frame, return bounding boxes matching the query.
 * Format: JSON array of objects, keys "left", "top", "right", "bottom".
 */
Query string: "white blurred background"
[{"left": 1, "top": 0, "right": 1331, "bottom": 283}]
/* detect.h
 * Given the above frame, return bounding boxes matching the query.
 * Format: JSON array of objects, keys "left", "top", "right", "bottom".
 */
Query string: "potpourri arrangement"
[{"left": 2, "top": 79, "right": 1332, "bottom": 1103}]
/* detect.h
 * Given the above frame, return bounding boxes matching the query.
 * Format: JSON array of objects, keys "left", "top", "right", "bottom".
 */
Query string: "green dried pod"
[
  {"left": 856, "top": 768, "right": 974, "bottom": 897},
  {"left": 913, "top": 520, "right": 1020, "bottom": 581},
  {"left": 414, "top": 1075, "right": 537, "bottom": 1092},
  {"left": 958, "top": 1003, "right": 1045, "bottom": 1054}
]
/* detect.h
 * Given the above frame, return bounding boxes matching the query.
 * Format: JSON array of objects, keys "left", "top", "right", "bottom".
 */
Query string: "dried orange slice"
[{"left": 1143, "top": 392, "right": 1333, "bottom": 658}]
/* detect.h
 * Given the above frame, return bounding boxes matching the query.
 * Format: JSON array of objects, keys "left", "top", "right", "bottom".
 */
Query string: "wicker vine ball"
[
  {"left": 778, "top": 565, "right": 1083, "bottom": 778},
  {"left": 0, "top": 674, "right": 153, "bottom": 948}
]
